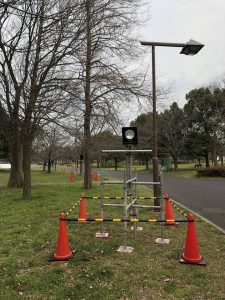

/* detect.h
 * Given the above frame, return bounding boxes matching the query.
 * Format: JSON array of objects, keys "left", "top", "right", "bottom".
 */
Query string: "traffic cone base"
[
  {"left": 54, "top": 250, "right": 72, "bottom": 260},
  {"left": 179, "top": 254, "right": 206, "bottom": 266},
  {"left": 163, "top": 221, "right": 179, "bottom": 226},
  {"left": 49, "top": 249, "right": 76, "bottom": 262}
]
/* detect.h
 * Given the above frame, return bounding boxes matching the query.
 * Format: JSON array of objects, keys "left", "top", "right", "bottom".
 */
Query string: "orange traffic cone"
[
  {"left": 164, "top": 194, "right": 176, "bottom": 225},
  {"left": 95, "top": 173, "right": 99, "bottom": 181},
  {"left": 180, "top": 214, "right": 206, "bottom": 265},
  {"left": 52, "top": 213, "right": 72, "bottom": 261},
  {"left": 78, "top": 193, "right": 87, "bottom": 223},
  {"left": 69, "top": 173, "right": 75, "bottom": 182}
]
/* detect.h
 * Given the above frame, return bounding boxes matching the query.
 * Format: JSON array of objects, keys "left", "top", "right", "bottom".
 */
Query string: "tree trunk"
[
  {"left": 43, "top": 160, "right": 47, "bottom": 171},
  {"left": 83, "top": 0, "right": 92, "bottom": 189},
  {"left": 205, "top": 150, "right": 210, "bottom": 167},
  {"left": 47, "top": 158, "right": 51, "bottom": 173},
  {"left": 97, "top": 155, "right": 100, "bottom": 168},
  {"left": 212, "top": 147, "right": 218, "bottom": 167},
  {"left": 145, "top": 156, "right": 149, "bottom": 169},
  {"left": 7, "top": 128, "right": 23, "bottom": 188},
  {"left": 23, "top": 138, "right": 32, "bottom": 199},
  {"left": 80, "top": 159, "right": 83, "bottom": 175},
  {"left": 115, "top": 158, "right": 118, "bottom": 171},
  {"left": 105, "top": 159, "right": 108, "bottom": 167},
  {"left": 173, "top": 159, "right": 178, "bottom": 171}
]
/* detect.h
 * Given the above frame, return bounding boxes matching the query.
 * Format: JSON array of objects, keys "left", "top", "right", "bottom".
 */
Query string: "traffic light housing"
[{"left": 122, "top": 127, "right": 138, "bottom": 145}]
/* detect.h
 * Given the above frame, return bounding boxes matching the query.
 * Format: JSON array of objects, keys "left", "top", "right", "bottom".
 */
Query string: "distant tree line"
[
  {"left": 28, "top": 83, "right": 225, "bottom": 173},
  {"left": 131, "top": 86, "right": 225, "bottom": 170}
]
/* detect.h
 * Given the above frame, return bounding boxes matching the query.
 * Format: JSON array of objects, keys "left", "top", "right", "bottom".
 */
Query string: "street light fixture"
[
  {"left": 180, "top": 39, "right": 204, "bottom": 55},
  {"left": 140, "top": 39, "right": 204, "bottom": 55},
  {"left": 140, "top": 39, "right": 204, "bottom": 206}
]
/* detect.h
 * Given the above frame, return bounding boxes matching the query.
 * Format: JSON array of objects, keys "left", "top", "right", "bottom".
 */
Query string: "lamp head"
[{"left": 180, "top": 39, "right": 204, "bottom": 55}]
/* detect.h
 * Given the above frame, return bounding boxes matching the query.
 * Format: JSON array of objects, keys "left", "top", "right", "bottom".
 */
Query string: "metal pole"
[
  {"left": 141, "top": 41, "right": 186, "bottom": 47},
  {"left": 160, "top": 170, "right": 164, "bottom": 241},
  {"left": 124, "top": 147, "right": 132, "bottom": 249},
  {"left": 152, "top": 45, "right": 160, "bottom": 206},
  {"left": 102, "top": 149, "right": 152, "bottom": 153},
  {"left": 100, "top": 169, "right": 104, "bottom": 234},
  {"left": 124, "top": 169, "right": 127, "bottom": 249}
]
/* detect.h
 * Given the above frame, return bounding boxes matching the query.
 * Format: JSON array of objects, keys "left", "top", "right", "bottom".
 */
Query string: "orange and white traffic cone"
[
  {"left": 78, "top": 193, "right": 87, "bottom": 223},
  {"left": 164, "top": 194, "right": 176, "bottom": 225},
  {"left": 51, "top": 213, "right": 73, "bottom": 261},
  {"left": 180, "top": 214, "right": 206, "bottom": 265}
]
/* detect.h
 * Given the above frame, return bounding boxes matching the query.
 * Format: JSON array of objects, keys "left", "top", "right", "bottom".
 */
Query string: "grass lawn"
[
  {"left": 94, "top": 163, "right": 199, "bottom": 178},
  {"left": 0, "top": 169, "right": 225, "bottom": 299},
  {"left": 164, "top": 164, "right": 198, "bottom": 178}
]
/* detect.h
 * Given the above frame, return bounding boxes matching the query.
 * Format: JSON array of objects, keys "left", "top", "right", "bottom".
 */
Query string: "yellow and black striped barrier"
[
  {"left": 84, "top": 196, "right": 157, "bottom": 200},
  {"left": 63, "top": 217, "right": 191, "bottom": 223},
  {"left": 64, "top": 200, "right": 80, "bottom": 216},
  {"left": 169, "top": 200, "right": 188, "bottom": 218}
]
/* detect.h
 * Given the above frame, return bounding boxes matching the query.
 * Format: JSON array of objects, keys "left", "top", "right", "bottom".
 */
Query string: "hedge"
[{"left": 197, "top": 167, "right": 225, "bottom": 177}]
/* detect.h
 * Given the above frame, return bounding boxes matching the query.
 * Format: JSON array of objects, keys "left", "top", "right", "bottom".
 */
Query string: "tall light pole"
[{"left": 140, "top": 39, "right": 204, "bottom": 205}]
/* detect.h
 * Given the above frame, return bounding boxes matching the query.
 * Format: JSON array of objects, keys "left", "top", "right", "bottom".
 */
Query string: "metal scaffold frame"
[{"left": 96, "top": 148, "right": 166, "bottom": 252}]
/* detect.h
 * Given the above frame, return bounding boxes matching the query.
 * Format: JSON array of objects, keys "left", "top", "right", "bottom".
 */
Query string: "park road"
[{"left": 100, "top": 170, "right": 225, "bottom": 233}]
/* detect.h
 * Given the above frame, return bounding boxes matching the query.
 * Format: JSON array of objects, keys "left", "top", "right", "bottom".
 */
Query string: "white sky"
[{"left": 124, "top": 0, "right": 225, "bottom": 124}]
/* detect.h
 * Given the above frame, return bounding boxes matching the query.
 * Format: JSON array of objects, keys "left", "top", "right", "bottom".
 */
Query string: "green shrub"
[{"left": 197, "top": 167, "right": 225, "bottom": 177}]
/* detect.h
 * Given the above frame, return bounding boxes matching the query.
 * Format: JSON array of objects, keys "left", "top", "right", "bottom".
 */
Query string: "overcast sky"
[{"left": 124, "top": 0, "right": 225, "bottom": 124}]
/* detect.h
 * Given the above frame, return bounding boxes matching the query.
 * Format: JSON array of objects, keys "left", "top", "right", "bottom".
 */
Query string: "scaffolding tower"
[{"left": 95, "top": 149, "right": 166, "bottom": 252}]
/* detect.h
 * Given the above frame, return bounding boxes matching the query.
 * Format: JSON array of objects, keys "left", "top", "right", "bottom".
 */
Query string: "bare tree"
[
  {"left": 67, "top": 0, "right": 149, "bottom": 189},
  {"left": 0, "top": 0, "right": 85, "bottom": 198},
  {"left": 33, "top": 125, "right": 68, "bottom": 172},
  {"left": 91, "top": 130, "right": 123, "bottom": 169}
]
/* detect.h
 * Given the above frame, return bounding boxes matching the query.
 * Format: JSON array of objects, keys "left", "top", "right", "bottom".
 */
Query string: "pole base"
[
  {"left": 179, "top": 254, "right": 207, "bottom": 266},
  {"left": 95, "top": 231, "right": 109, "bottom": 238},
  {"left": 116, "top": 246, "right": 134, "bottom": 253},
  {"left": 131, "top": 226, "right": 143, "bottom": 231},
  {"left": 155, "top": 237, "right": 170, "bottom": 244}
]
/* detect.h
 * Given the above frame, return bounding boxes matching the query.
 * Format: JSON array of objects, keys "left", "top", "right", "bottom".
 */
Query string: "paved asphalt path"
[{"left": 100, "top": 170, "right": 225, "bottom": 233}]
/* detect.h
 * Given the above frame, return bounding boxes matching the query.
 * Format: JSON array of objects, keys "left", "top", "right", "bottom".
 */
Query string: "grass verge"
[{"left": 0, "top": 170, "right": 225, "bottom": 299}]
